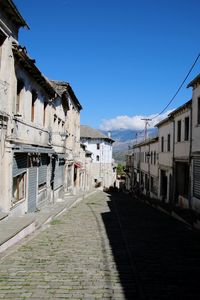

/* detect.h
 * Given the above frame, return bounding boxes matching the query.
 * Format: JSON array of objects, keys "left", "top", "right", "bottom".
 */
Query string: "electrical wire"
[
  {"left": 134, "top": 52, "right": 200, "bottom": 143},
  {"left": 151, "top": 52, "right": 200, "bottom": 120}
]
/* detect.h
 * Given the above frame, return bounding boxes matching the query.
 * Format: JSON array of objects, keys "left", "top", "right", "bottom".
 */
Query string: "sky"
[{"left": 14, "top": 0, "right": 200, "bottom": 131}]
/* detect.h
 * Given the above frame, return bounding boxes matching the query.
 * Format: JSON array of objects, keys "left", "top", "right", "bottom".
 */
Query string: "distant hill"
[{"left": 100, "top": 128, "right": 157, "bottom": 163}]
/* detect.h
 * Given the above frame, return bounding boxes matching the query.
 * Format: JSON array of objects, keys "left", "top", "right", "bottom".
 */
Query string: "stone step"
[
  {"left": 0, "top": 215, "right": 35, "bottom": 253},
  {"left": 0, "top": 212, "right": 8, "bottom": 221}
]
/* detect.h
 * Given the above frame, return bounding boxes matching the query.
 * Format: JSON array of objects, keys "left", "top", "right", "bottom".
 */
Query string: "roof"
[
  {"left": 133, "top": 136, "right": 158, "bottom": 149},
  {"left": 187, "top": 73, "right": 200, "bottom": 88},
  {"left": 155, "top": 116, "right": 171, "bottom": 128},
  {"left": 50, "top": 80, "right": 82, "bottom": 111},
  {"left": 155, "top": 99, "right": 192, "bottom": 128},
  {"left": 12, "top": 44, "right": 57, "bottom": 98},
  {"left": 80, "top": 125, "right": 114, "bottom": 143},
  {"left": 1, "top": 0, "right": 29, "bottom": 29},
  {"left": 168, "top": 99, "right": 192, "bottom": 117}
]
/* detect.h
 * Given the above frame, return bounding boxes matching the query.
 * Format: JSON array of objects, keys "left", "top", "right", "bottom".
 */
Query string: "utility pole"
[{"left": 141, "top": 118, "right": 152, "bottom": 140}]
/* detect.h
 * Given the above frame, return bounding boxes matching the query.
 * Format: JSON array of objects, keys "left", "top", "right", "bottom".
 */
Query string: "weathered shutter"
[
  {"left": 38, "top": 154, "right": 48, "bottom": 185},
  {"left": 54, "top": 155, "right": 65, "bottom": 190},
  {"left": 28, "top": 164, "right": 37, "bottom": 212},
  {"left": 193, "top": 158, "right": 200, "bottom": 199},
  {"left": 13, "top": 153, "right": 27, "bottom": 177}
]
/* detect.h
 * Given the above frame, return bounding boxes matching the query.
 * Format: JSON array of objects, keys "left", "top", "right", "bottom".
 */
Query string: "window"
[
  {"left": 31, "top": 90, "right": 37, "bottom": 122},
  {"left": 177, "top": 120, "right": 181, "bottom": 142},
  {"left": 184, "top": 117, "right": 189, "bottom": 141},
  {"left": 167, "top": 134, "right": 170, "bottom": 151},
  {"left": 13, "top": 173, "right": 26, "bottom": 204},
  {"left": 97, "top": 143, "right": 100, "bottom": 150},
  {"left": 43, "top": 102, "right": 48, "bottom": 126},
  {"left": 154, "top": 151, "right": 156, "bottom": 165},
  {"left": 198, "top": 98, "right": 200, "bottom": 125},
  {"left": 150, "top": 176, "right": 154, "bottom": 191},
  {"left": 161, "top": 136, "right": 164, "bottom": 152},
  {"left": 54, "top": 114, "right": 57, "bottom": 123},
  {"left": 16, "top": 79, "right": 24, "bottom": 114},
  {"left": 96, "top": 155, "right": 100, "bottom": 162},
  {"left": 150, "top": 151, "right": 153, "bottom": 164},
  {"left": 58, "top": 118, "right": 61, "bottom": 125},
  {"left": 0, "top": 30, "right": 6, "bottom": 68}
]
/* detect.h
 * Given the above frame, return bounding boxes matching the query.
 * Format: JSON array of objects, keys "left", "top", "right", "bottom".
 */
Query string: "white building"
[
  {"left": 80, "top": 125, "right": 116, "bottom": 189},
  {"left": 130, "top": 137, "right": 159, "bottom": 198},
  {"left": 156, "top": 116, "right": 174, "bottom": 203},
  {"left": 188, "top": 75, "right": 200, "bottom": 211}
]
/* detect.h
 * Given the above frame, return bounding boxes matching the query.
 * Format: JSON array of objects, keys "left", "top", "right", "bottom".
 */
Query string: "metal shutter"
[
  {"left": 28, "top": 164, "right": 37, "bottom": 212},
  {"left": 193, "top": 158, "right": 200, "bottom": 199},
  {"left": 54, "top": 156, "right": 65, "bottom": 190},
  {"left": 13, "top": 153, "right": 27, "bottom": 177},
  {"left": 38, "top": 154, "right": 48, "bottom": 185}
]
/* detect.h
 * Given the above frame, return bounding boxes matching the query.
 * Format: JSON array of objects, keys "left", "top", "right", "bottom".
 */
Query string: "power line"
[
  {"left": 134, "top": 52, "right": 200, "bottom": 146},
  {"left": 151, "top": 52, "right": 200, "bottom": 120}
]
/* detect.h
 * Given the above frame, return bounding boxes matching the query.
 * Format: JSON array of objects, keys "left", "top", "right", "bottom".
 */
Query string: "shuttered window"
[
  {"left": 38, "top": 154, "right": 48, "bottom": 188},
  {"left": 13, "top": 153, "right": 27, "bottom": 177},
  {"left": 193, "top": 158, "right": 200, "bottom": 199},
  {"left": 54, "top": 156, "right": 65, "bottom": 190}
]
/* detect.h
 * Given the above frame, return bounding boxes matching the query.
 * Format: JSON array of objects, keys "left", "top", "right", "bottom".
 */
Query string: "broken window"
[
  {"left": 16, "top": 79, "right": 24, "bottom": 114},
  {"left": 13, "top": 172, "right": 26, "bottom": 204}
]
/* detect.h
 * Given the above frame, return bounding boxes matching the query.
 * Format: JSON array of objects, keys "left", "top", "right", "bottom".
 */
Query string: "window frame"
[
  {"left": 12, "top": 172, "right": 26, "bottom": 205},
  {"left": 161, "top": 136, "right": 164, "bottom": 152},
  {"left": 167, "top": 134, "right": 171, "bottom": 152},
  {"left": 184, "top": 116, "right": 189, "bottom": 141},
  {"left": 177, "top": 120, "right": 181, "bottom": 142}
]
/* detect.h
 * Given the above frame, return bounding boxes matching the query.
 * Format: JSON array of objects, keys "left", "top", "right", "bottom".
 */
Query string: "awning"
[
  {"left": 12, "top": 144, "right": 55, "bottom": 154},
  {"left": 74, "top": 162, "right": 82, "bottom": 168}
]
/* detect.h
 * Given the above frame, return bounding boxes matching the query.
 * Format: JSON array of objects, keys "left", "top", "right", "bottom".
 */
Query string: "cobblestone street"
[{"left": 1, "top": 191, "right": 200, "bottom": 299}]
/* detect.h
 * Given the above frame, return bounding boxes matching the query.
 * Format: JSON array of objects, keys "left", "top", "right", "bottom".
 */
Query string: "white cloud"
[{"left": 99, "top": 110, "right": 173, "bottom": 131}]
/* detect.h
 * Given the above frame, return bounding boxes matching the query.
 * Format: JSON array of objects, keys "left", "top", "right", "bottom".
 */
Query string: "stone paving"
[
  {"left": 0, "top": 191, "right": 138, "bottom": 299},
  {"left": 0, "top": 191, "right": 200, "bottom": 299}
]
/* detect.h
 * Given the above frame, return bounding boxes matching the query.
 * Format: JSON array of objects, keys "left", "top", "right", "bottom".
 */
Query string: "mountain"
[{"left": 100, "top": 128, "right": 157, "bottom": 163}]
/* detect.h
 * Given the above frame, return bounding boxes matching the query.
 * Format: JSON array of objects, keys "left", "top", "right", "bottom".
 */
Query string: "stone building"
[
  {"left": 80, "top": 125, "right": 116, "bottom": 189},
  {"left": 126, "top": 100, "right": 192, "bottom": 209},
  {"left": 188, "top": 75, "right": 200, "bottom": 211},
  {"left": 0, "top": 0, "right": 83, "bottom": 215},
  {"left": 128, "top": 137, "right": 159, "bottom": 198},
  {"left": 49, "top": 81, "right": 82, "bottom": 195}
]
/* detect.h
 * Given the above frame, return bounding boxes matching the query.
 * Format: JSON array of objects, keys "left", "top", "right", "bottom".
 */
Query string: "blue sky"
[{"left": 15, "top": 0, "right": 200, "bottom": 130}]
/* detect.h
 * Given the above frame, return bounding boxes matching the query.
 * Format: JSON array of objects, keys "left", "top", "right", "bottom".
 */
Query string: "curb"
[{"left": 0, "top": 190, "right": 98, "bottom": 254}]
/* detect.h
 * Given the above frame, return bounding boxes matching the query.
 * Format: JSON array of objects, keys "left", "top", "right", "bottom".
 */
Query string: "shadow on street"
[{"left": 101, "top": 191, "right": 200, "bottom": 299}]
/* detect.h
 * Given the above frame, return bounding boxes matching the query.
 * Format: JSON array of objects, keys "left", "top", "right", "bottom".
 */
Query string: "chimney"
[{"left": 108, "top": 131, "right": 111, "bottom": 138}]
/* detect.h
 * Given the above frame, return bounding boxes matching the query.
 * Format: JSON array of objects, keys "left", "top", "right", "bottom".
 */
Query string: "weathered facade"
[
  {"left": 125, "top": 100, "right": 193, "bottom": 210},
  {"left": 188, "top": 75, "right": 200, "bottom": 211},
  {"left": 80, "top": 125, "right": 116, "bottom": 189},
  {"left": 50, "top": 81, "right": 82, "bottom": 195},
  {"left": 127, "top": 137, "right": 159, "bottom": 198},
  {"left": 0, "top": 1, "right": 84, "bottom": 216}
]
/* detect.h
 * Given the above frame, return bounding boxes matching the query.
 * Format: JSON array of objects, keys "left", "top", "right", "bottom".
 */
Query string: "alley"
[{"left": 1, "top": 191, "right": 200, "bottom": 299}]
